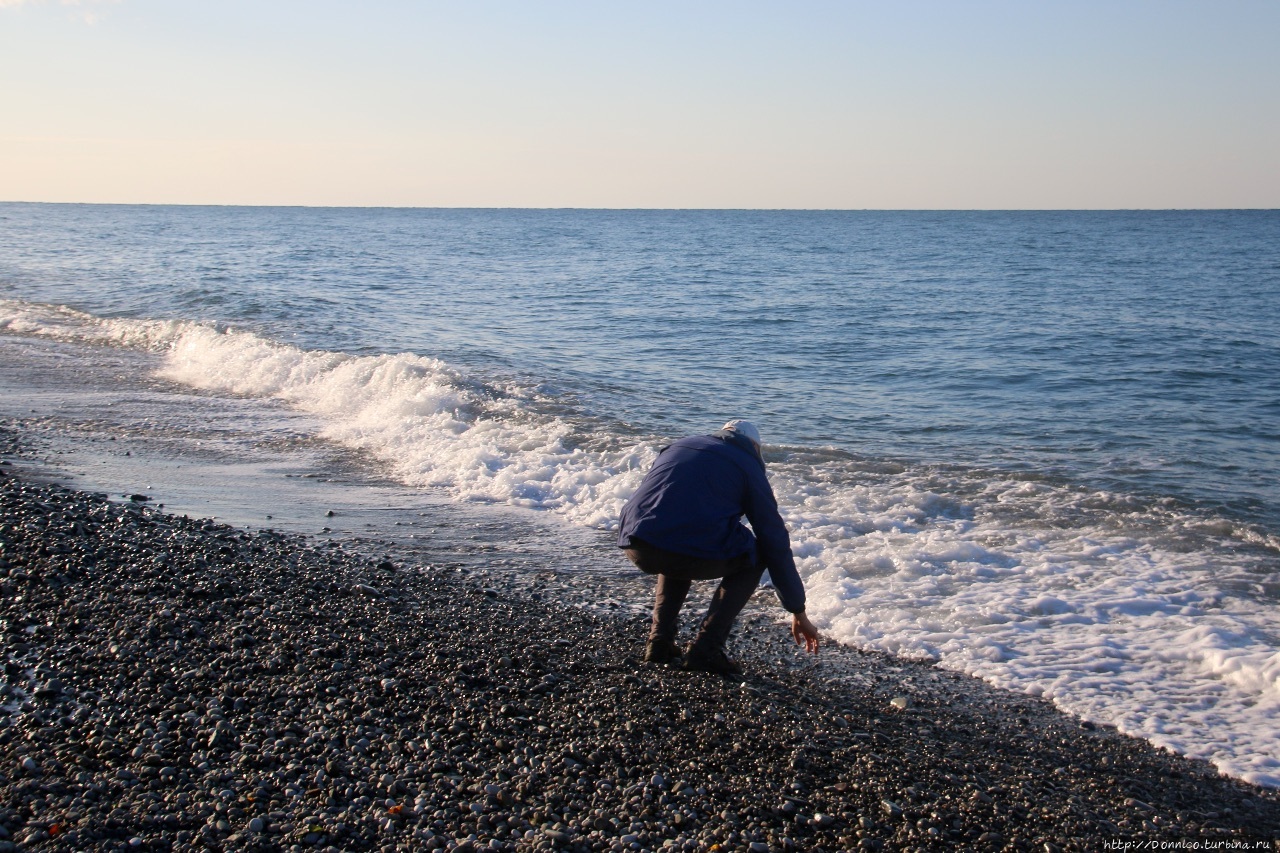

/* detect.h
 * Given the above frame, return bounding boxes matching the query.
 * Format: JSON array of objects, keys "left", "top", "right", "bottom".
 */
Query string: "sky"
[{"left": 1, "top": 0, "right": 1277, "bottom": 209}]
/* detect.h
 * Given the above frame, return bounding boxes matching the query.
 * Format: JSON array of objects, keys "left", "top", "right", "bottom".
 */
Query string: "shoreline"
[{"left": 2, "top": 429, "right": 1278, "bottom": 851}]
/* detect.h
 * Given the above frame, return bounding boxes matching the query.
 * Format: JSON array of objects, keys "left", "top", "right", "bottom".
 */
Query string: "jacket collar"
[{"left": 711, "top": 430, "right": 765, "bottom": 468}]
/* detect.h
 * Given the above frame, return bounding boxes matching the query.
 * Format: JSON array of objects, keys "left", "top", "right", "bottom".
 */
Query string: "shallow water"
[{"left": 1, "top": 204, "right": 1278, "bottom": 785}]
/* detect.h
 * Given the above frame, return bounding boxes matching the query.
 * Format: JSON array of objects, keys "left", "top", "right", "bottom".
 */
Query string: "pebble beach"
[{"left": 2, "top": 426, "right": 1279, "bottom": 853}]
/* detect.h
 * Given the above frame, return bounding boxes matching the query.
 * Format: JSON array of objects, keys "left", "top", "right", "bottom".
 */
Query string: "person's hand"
[{"left": 791, "top": 611, "right": 820, "bottom": 654}]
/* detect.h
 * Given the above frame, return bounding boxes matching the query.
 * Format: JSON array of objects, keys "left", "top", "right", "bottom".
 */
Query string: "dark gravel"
[{"left": 2, "top": 433, "right": 1278, "bottom": 851}]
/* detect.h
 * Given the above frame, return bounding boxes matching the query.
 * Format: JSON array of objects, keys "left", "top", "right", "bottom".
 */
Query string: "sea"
[{"left": 1, "top": 203, "right": 1278, "bottom": 787}]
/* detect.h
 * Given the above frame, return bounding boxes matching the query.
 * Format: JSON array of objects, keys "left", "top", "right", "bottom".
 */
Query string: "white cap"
[{"left": 721, "top": 419, "right": 762, "bottom": 448}]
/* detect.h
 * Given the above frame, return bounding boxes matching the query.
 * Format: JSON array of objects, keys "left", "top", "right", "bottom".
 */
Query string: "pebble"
[{"left": 34, "top": 679, "right": 62, "bottom": 698}]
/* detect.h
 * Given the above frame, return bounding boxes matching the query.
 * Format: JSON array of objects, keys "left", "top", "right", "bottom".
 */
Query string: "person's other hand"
[{"left": 791, "top": 612, "right": 820, "bottom": 654}]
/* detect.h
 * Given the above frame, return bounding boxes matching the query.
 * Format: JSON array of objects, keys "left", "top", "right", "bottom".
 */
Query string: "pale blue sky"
[{"left": 2, "top": 0, "right": 1276, "bottom": 208}]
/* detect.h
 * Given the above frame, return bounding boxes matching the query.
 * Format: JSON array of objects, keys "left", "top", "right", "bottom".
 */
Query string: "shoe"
[
  {"left": 643, "top": 639, "right": 683, "bottom": 665},
  {"left": 682, "top": 644, "right": 743, "bottom": 675}
]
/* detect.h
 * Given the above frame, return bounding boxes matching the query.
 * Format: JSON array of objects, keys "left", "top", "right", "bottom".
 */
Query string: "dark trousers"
[{"left": 624, "top": 541, "right": 765, "bottom": 652}]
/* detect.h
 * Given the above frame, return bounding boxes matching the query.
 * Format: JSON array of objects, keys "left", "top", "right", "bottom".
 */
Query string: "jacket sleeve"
[{"left": 742, "top": 466, "right": 806, "bottom": 614}]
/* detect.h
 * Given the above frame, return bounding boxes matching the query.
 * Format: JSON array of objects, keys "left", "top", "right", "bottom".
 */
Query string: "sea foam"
[{"left": 3, "top": 297, "right": 1278, "bottom": 786}]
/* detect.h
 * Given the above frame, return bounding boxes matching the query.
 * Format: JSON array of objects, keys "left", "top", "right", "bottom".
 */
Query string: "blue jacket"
[{"left": 617, "top": 432, "right": 806, "bottom": 613}]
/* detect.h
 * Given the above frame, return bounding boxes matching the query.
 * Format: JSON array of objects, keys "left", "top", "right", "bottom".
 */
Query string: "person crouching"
[{"left": 617, "top": 420, "right": 820, "bottom": 674}]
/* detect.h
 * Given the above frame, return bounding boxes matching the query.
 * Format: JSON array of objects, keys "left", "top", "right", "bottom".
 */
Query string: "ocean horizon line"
[{"left": 3, "top": 200, "right": 1278, "bottom": 213}]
